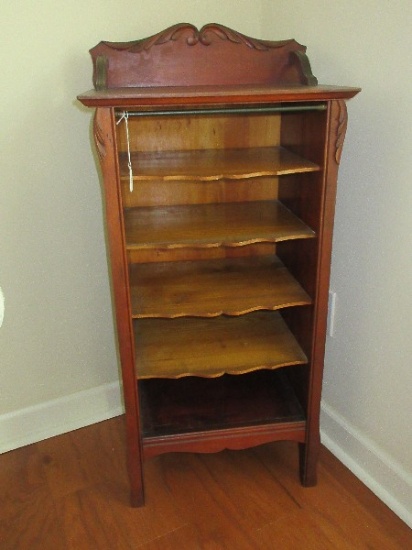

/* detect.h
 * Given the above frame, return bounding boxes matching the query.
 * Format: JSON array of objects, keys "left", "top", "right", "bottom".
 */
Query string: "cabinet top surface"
[{"left": 78, "top": 84, "right": 360, "bottom": 108}]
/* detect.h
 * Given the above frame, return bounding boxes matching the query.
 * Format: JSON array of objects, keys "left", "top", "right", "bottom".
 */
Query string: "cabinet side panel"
[
  {"left": 280, "top": 101, "right": 347, "bottom": 485},
  {"left": 277, "top": 109, "right": 328, "bottom": 360},
  {"left": 94, "top": 107, "right": 144, "bottom": 506},
  {"left": 302, "top": 100, "right": 347, "bottom": 485},
  {"left": 306, "top": 99, "right": 347, "bottom": 418}
]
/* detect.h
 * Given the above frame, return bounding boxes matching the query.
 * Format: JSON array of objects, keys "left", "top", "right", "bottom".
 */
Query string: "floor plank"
[
  {"left": 0, "top": 416, "right": 410, "bottom": 549},
  {"left": 255, "top": 443, "right": 410, "bottom": 549},
  {"left": 0, "top": 445, "right": 67, "bottom": 550}
]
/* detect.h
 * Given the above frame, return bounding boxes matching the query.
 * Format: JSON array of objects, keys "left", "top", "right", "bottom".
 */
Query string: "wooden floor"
[{"left": 0, "top": 417, "right": 410, "bottom": 549}]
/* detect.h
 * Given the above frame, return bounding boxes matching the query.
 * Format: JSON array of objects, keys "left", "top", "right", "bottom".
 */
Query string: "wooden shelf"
[
  {"left": 119, "top": 146, "right": 320, "bottom": 181},
  {"left": 140, "top": 369, "right": 306, "bottom": 455},
  {"left": 134, "top": 311, "right": 308, "bottom": 379},
  {"left": 124, "top": 200, "right": 315, "bottom": 250},
  {"left": 130, "top": 255, "right": 311, "bottom": 318}
]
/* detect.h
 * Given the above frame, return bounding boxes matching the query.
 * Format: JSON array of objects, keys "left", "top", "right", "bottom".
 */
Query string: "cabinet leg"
[
  {"left": 127, "top": 456, "right": 145, "bottom": 507},
  {"left": 124, "top": 414, "right": 145, "bottom": 507},
  {"left": 299, "top": 437, "right": 320, "bottom": 487}
]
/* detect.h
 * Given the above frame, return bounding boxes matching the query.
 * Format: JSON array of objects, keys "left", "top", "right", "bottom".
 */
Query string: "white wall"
[
  {"left": 0, "top": 1, "right": 262, "bottom": 446},
  {"left": 261, "top": 0, "right": 412, "bottom": 527}
]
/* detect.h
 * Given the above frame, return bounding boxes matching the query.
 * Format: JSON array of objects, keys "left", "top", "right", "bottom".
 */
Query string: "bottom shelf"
[{"left": 140, "top": 369, "right": 306, "bottom": 457}]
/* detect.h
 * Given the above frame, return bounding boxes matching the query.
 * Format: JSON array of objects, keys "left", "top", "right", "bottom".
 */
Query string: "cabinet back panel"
[
  {"left": 116, "top": 114, "right": 281, "bottom": 153},
  {"left": 121, "top": 176, "right": 278, "bottom": 207},
  {"left": 127, "top": 244, "right": 277, "bottom": 264}
]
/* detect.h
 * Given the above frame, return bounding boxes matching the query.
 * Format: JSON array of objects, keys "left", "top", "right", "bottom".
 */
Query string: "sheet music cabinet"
[{"left": 78, "top": 23, "right": 360, "bottom": 506}]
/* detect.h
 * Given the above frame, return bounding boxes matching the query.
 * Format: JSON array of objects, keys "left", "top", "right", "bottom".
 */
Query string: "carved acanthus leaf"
[
  {"left": 93, "top": 110, "right": 106, "bottom": 160},
  {"left": 335, "top": 100, "right": 348, "bottom": 164}
]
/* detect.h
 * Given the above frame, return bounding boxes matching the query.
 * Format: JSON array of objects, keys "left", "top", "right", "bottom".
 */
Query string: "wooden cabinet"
[{"left": 78, "top": 23, "right": 360, "bottom": 506}]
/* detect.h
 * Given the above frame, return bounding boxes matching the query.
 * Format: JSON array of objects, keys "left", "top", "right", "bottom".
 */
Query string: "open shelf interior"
[
  {"left": 115, "top": 107, "right": 327, "bottom": 455},
  {"left": 139, "top": 369, "right": 306, "bottom": 438}
]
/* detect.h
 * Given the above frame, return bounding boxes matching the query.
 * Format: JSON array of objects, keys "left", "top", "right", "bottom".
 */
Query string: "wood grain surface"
[
  {"left": 119, "top": 147, "right": 320, "bottom": 181},
  {"left": 1, "top": 418, "right": 409, "bottom": 549},
  {"left": 134, "top": 312, "right": 308, "bottom": 378},
  {"left": 129, "top": 256, "right": 311, "bottom": 318},
  {"left": 124, "top": 201, "right": 315, "bottom": 250}
]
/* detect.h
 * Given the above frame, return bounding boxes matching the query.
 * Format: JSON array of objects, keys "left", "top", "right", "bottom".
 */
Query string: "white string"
[{"left": 116, "top": 111, "right": 134, "bottom": 192}]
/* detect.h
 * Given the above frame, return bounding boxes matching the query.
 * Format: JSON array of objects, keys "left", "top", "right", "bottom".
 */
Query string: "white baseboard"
[
  {"left": 321, "top": 401, "right": 412, "bottom": 529},
  {"left": 0, "top": 382, "right": 124, "bottom": 454}
]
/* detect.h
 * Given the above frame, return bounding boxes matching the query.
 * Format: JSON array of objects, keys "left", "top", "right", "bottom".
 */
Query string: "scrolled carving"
[
  {"left": 95, "top": 55, "right": 108, "bottom": 91},
  {"left": 183, "top": 23, "right": 277, "bottom": 50},
  {"left": 102, "top": 23, "right": 294, "bottom": 53},
  {"left": 291, "top": 51, "right": 318, "bottom": 86},
  {"left": 334, "top": 100, "right": 348, "bottom": 164}
]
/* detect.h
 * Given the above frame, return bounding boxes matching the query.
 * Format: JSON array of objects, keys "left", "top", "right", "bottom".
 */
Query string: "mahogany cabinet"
[{"left": 78, "top": 23, "right": 360, "bottom": 506}]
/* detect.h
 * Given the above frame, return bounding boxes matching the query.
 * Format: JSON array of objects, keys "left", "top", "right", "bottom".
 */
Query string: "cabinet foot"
[
  {"left": 130, "top": 487, "right": 145, "bottom": 507},
  {"left": 299, "top": 441, "right": 319, "bottom": 487}
]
